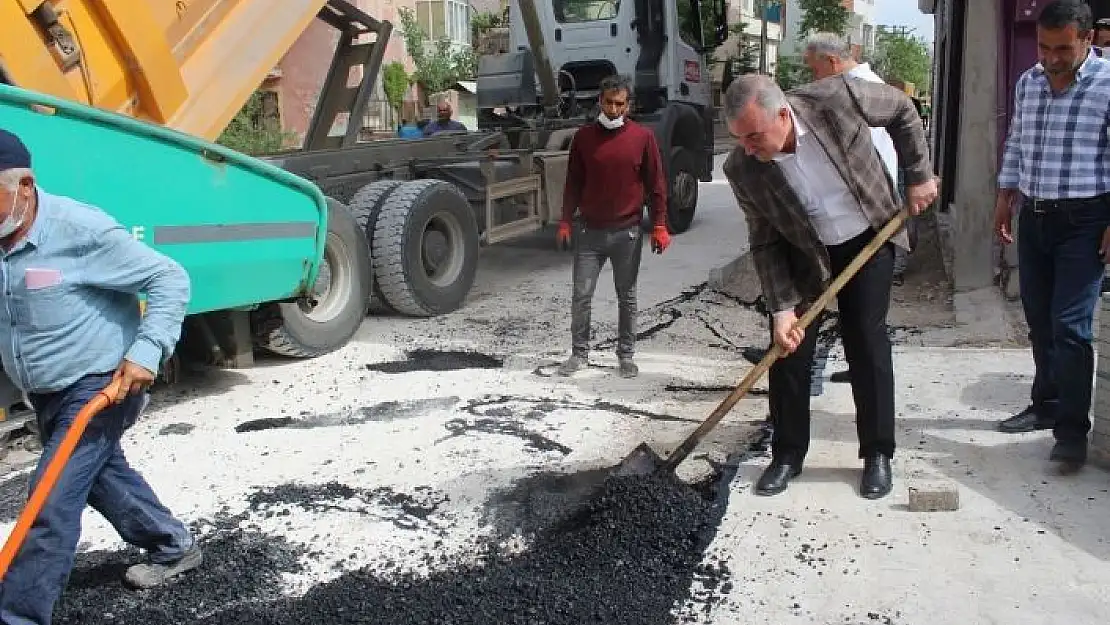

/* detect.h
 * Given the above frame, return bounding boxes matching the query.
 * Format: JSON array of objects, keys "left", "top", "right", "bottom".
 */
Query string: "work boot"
[
  {"left": 557, "top": 355, "right": 586, "bottom": 377},
  {"left": 618, "top": 357, "right": 639, "bottom": 378},
  {"left": 124, "top": 544, "right": 203, "bottom": 589},
  {"left": 1049, "top": 440, "right": 1087, "bottom": 474}
]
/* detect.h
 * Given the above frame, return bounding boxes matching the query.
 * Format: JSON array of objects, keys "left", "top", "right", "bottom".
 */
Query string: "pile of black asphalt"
[{"left": 53, "top": 472, "right": 735, "bottom": 625}]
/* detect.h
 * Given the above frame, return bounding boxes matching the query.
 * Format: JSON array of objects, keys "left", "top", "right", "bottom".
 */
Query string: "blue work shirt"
[
  {"left": 0, "top": 187, "right": 190, "bottom": 394},
  {"left": 422, "top": 119, "right": 467, "bottom": 136},
  {"left": 398, "top": 124, "right": 423, "bottom": 139}
]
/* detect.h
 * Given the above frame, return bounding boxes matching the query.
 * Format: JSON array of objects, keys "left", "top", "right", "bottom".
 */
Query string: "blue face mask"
[{"left": 0, "top": 189, "right": 27, "bottom": 238}]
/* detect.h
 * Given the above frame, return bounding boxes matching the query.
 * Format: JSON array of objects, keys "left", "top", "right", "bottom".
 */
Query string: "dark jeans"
[
  {"left": 768, "top": 230, "right": 897, "bottom": 462},
  {"left": 571, "top": 224, "right": 643, "bottom": 359},
  {"left": 0, "top": 373, "right": 192, "bottom": 625},
  {"left": 1017, "top": 197, "right": 1110, "bottom": 444}
]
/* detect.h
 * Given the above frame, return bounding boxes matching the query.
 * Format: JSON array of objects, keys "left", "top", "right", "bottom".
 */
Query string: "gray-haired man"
[
  {"left": 803, "top": 32, "right": 917, "bottom": 285},
  {"left": 722, "top": 74, "right": 935, "bottom": 499}
]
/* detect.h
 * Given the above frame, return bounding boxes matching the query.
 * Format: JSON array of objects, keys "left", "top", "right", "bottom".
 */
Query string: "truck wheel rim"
[
  {"left": 421, "top": 212, "right": 464, "bottom": 287},
  {"left": 303, "top": 231, "right": 351, "bottom": 322},
  {"left": 674, "top": 171, "right": 697, "bottom": 214}
]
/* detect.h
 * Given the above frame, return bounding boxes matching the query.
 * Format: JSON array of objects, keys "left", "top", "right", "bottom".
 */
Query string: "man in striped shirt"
[{"left": 994, "top": 1, "right": 1110, "bottom": 472}]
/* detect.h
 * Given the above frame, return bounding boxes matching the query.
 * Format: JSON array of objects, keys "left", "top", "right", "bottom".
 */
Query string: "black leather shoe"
[
  {"left": 742, "top": 346, "right": 768, "bottom": 366},
  {"left": 755, "top": 461, "right": 802, "bottom": 496},
  {"left": 1050, "top": 441, "right": 1087, "bottom": 473},
  {"left": 829, "top": 370, "right": 851, "bottom": 383},
  {"left": 860, "top": 454, "right": 893, "bottom": 499},
  {"left": 997, "top": 406, "right": 1054, "bottom": 433}
]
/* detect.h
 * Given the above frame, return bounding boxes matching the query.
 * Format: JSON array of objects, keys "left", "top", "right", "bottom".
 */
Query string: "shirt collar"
[
  {"left": 1033, "top": 47, "right": 1102, "bottom": 82},
  {"left": 772, "top": 104, "right": 807, "bottom": 162},
  {"left": 847, "top": 62, "right": 872, "bottom": 79},
  {"left": 21, "top": 186, "right": 51, "bottom": 250}
]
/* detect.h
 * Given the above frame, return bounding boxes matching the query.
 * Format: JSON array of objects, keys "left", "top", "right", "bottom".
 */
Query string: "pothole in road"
[
  {"left": 246, "top": 482, "right": 454, "bottom": 533},
  {"left": 234, "top": 396, "right": 461, "bottom": 433},
  {"left": 159, "top": 423, "right": 195, "bottom": 436},
  {"left": 366, "top": 349, "right": 504, "bottom": 373}
]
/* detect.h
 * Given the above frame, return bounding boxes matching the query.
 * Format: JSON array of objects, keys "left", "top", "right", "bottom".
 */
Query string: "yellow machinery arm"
[{"left": 0, "top": 0, "right": 331, "bottom": 141}]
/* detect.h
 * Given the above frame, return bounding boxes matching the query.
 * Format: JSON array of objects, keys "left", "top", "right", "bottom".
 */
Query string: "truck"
[{"left": 0, "top": 0, "right": 726, "bottom": 441}]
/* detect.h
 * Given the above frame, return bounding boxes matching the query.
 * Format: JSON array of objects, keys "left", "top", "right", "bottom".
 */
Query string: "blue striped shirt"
[
  {"left": 998, "top": 49, "right": 1110, "bottom": 199},
  {"left": 0, "top": 188, "right": 190, "bottom": 394}
]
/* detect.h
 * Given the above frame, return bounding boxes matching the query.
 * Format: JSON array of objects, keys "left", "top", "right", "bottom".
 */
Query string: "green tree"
[
  {"left": 872, "top": 28, "right": 932, "bottom": 90},
  {"left": 382, "top": 61, "right": 410, "bottom": 122},
  {"left": 397, "top": 7, "right": 474, "bottom": 100},
  {"left": 470, "top": 9, "right": 506, "bottom": 42},
  {"left": 216, "top": 90, "right": 296, "bottom": 155},
  {"left": 677, "top": 0, "right": 727, "bottom": 65},
  {"left": 797, "top": 0, "right": 850, "bottom": 38},
  {"left": 775, "top": 55, "right": 811, "bottom": 91}
]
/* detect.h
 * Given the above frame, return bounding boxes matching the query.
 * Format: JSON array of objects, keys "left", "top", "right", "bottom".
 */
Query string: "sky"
[{"left": 875, "top": 0, "right": 936, "bottom": 43}]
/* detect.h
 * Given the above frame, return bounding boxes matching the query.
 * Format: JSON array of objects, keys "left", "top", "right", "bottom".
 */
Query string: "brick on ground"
[{"left": 907, "top": 481, "right": 960, "bottom": 512}]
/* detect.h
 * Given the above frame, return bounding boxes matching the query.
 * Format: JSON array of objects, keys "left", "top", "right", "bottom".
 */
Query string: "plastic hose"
[{"left": 0, "top": 378, "right": 123, "bottom": 580}]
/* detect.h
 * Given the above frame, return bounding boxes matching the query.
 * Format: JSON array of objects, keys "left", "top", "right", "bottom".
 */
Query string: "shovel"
[
  {"left": 614, "top": 208, "right": 911, "bottom": 477},
  {"left": 0, "top": 377, "right": 124, "bottom": 580}
]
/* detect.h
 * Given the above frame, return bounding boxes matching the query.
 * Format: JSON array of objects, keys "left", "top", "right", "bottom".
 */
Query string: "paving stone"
[{"left": 907, "top": 481, "right": 960, "bottom": 512}]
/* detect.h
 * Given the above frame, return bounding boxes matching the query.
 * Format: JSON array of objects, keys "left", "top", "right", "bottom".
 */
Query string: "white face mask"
[
  {"left": 598, "top": 111, "right": 625, "bottom": 130},
  {"left": 0, "top": 188, "right": 27, "bottom": 238}
]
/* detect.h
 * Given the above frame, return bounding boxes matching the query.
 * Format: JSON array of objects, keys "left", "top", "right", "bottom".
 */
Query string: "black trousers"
[{"left": 768, "top": 229, "right": 897, "bottom": 463}]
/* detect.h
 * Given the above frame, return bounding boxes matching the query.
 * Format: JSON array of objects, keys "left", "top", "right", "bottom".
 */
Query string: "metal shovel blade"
[{"left": 611, "top": 442, "right": 666, "bottom": 477}]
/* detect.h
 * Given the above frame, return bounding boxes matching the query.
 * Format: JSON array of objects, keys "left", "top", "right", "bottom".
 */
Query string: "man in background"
[
  {"left": 1094, "top": 17, "right": 1110, "bottom": 51},
  {"left": 422, "top": 101, "right": 467, "bottom": 136},
  {"left": 803, "top": 32, "right": 915, "bottom": 286},
  {"left": 993, "top": 2, "right": 1110, "bottom": 473},
  {"left": 555, "top": 74, "right": 671, "bottom": 379}
]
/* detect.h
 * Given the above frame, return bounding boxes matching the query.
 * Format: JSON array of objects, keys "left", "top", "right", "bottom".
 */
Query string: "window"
[
  {"left": 677, "top": 0, "right": 705, "bottom": 49},
  {"left": 553, "top": 0, "right": 621, "bottom": 23},
  {"left": 415, "top": 0, "right": 472, "bottom": 45}
]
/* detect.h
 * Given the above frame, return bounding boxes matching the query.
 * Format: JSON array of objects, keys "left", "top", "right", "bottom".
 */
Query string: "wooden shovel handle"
[
  {"left": 660, "top": 209, "right": 909, "bottom": 472},
  {"left": 0, "top": 377, "right": 125, "bottom": 580}
]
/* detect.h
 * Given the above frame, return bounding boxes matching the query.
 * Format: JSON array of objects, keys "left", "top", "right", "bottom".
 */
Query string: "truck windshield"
[{"left": 553, "top": 0, "right": 620, "bottom": 23}]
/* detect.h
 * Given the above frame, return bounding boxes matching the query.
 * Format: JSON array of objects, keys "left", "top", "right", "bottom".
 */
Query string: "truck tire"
[
  {"left": 349, "top": 180, "right": 404, "bottom": 314},
  {"left": 372, "top": 179, "right": 479, "bottom": 317},
  {"left": 254, "top": 197, "right": 372, "bottom": 357},
  {"left": 666, "top": 146, "right": 698, "bottom": 234}
]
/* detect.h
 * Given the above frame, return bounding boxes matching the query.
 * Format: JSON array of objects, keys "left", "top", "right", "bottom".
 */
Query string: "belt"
[{"left": 1025, "top": 194, "right": 1108, "bottom": 213}]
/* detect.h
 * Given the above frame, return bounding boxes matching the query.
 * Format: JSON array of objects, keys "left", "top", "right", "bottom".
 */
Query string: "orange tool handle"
[{"left": 0, "top": 378, "right": 123, "bottom": 580}]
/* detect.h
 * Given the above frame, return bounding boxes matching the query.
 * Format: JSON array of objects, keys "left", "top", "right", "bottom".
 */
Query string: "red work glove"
[
  {"left": 556, "top": 221, "right": 573, "bottom": 251},
  {"left": 651, "top": 225, "right": 671, "bottom": 254}
]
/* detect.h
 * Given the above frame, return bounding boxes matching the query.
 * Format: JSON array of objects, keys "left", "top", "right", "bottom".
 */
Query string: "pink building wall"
[{"left": 270, "top": 1, "right": 417, "bottom": 143}]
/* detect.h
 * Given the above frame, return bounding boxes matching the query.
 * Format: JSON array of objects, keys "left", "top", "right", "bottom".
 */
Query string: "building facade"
[
  {"left": 265, "top": 0, "right": 475, "bottom": 144},
  {"left": 725, "top": 0, "right": 786, "bottom": 73},
  {"left": 923, "top": 0, "right": 1110, "bottom": 292},
  {"left": 780, "top": 0, "right": 877, "bottom": 59}
]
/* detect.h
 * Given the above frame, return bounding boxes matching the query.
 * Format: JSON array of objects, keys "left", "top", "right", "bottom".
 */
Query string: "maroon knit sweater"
[{"left": 560, "top": 120, "right": 668, "bottom": 229}]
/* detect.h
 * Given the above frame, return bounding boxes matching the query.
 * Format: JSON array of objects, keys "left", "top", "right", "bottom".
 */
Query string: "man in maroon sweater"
[{"left": 555, "top": 74, "right": 672, "bottom": 378}]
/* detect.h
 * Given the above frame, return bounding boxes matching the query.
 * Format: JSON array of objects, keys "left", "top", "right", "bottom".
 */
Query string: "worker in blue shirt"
[
  {"left": 422, "top": 101, "right": 468, "bottom": 136},
  {"left": 397, "top": 118, "right": 423, "bottom": 139},
  {"left": 0, "top": 129, "right": 200, "bottom": 625}
]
